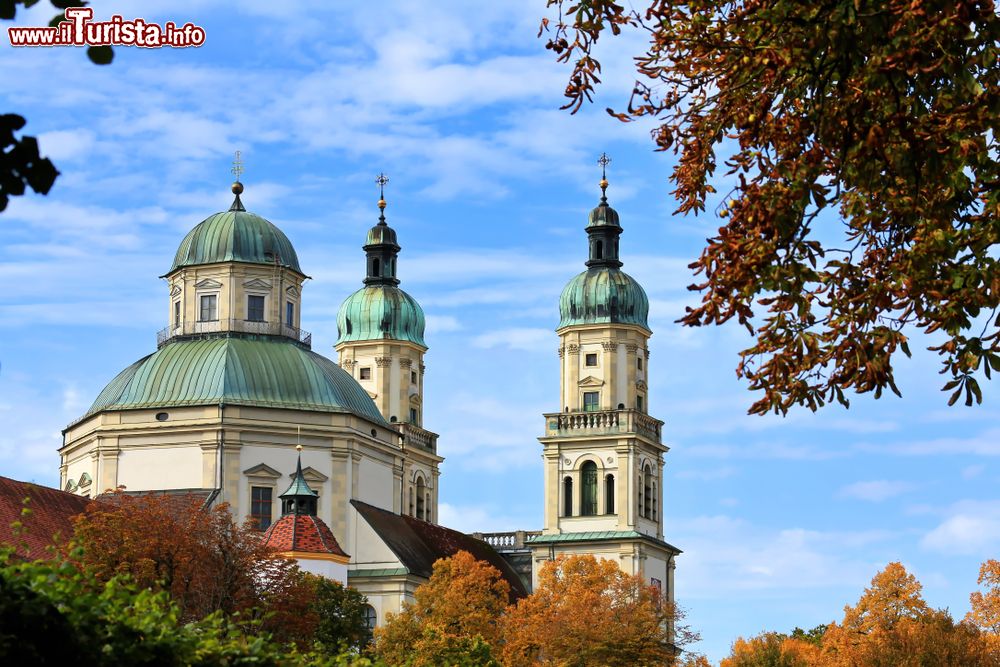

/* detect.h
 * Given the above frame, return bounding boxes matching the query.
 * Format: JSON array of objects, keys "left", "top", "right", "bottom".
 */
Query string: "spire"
[
  {"left": 279, "top": 445, "right": 318, "bottom": 516},
  {"left": 364, "top": 172, "right": 401, "bottom": 287},
  {"left": 230, "top": 150, "right": 245, "bottom": 212},
  {"left": 586, "top": 153, "right": 623, "bottom": 269}
]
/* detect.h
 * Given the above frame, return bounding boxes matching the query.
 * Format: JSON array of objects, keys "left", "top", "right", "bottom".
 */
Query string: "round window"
[{"left": 155, "top": 412, "right": 169, "bottom": 421}]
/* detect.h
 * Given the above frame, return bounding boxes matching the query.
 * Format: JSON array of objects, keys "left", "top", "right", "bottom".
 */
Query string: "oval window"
[{"left": 155, "top": 412, "right": 169, "bottom": 421}]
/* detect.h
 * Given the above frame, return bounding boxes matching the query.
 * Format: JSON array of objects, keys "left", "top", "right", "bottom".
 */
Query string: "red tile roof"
[
  {"left": 261, "top": 513, "right": 349, "bottom": 558},
  {"left": 0, "top": 476, "right": 90, "bottom": 560}
]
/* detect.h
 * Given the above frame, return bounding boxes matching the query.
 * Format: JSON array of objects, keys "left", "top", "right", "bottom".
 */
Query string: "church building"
[{"left": 57, "top": 156, "right": 677, "bottom": 625}]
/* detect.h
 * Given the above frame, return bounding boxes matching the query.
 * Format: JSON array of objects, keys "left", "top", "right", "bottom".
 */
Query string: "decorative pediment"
[
  {"left": 243, "top": 463, "right": 282, "bottom": 479},
  {"left": 636, "top": 380, "right": 648, "bottom": 392},
  {"left": 366, "top": 390, "right": 378, "bottom": 399},
  {"left": 195, "top": 278, "right": 223, "bottom": 289},
  {"left": 77, "top": 472, "right": 92, "bottom": 488},
  {"left": 243, "top": 278, "right": 272, "bottom": 290},
  {"left": 289, "top": 466, "right": 329, "bottom": 484},
  {"left": 408, "top": 394, "right": 422, "bottom": 405},
  {"left": 285, "top": 286, "right": 300, "bottom": 298},
  {"left": 578, "top": 375, "right": 605, "bottom": 388},
  {"left": 170, "top": 285, "right": 182, "bottom": 297}
]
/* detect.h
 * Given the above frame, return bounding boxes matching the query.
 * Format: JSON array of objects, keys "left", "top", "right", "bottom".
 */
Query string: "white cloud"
[
  {"left": 438, "top": 502, "right": 535, "bottom": 534},
  {"left": 424, "top": 314, "right": 463, "bottom": 334},
  {"left": 472, "top": 327, "right": 550, "bottom": 351},
  {"left": 962, "top": 464, "right": 986, "bottom": 479},
  {"left": 838, "top": 480, "right": 914, "bottom": 502},
  {"left": 922, "top": 500, "right": 1000, "bottom": 555}
]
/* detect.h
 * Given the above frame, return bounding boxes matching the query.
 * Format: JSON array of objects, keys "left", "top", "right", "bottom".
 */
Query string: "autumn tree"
[
  {"left": 720, "top": 631, "right": 820, "bottom": 667},
  {"left": 968, "top": 559, "right": 1000, "bottom": 653},
  {"left": 69, "top": 491, "right": 318, "bottom": 645},
  {"left": 500, "top": 554, "right": 696, "bottom": 667},
  {"left": 373, "top": 550, "right": 509, "bottom": 666},
  {"left": 541, "top": 0, "right": 1000, "bottom": 415},
  {"left": 312, "top": 577, "right": 375, "bottom": 654},
  {"left": 820, "top": 561, "right": 992, "bottom": 666}
]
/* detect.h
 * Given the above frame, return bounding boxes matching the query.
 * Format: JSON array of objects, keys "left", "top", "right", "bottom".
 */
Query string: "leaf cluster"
[{"left": 542, "top": 0, "right": 1000, "bottom": 414}]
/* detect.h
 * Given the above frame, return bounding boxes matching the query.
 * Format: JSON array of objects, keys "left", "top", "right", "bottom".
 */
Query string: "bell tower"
[
  {"left": 530, "top": 155, "right": 680, "bottom": 598},
  {"left": 335, "top": 174, "right": 442, "bottom": 523}
]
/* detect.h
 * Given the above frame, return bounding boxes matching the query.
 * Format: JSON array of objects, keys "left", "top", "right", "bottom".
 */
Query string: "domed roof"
[
  {"left": 366, "top": 222, "right": 398, "bottom": 247},
  {"left": 337, "top": 285, "right": 426, "bottom": 347},
  {"left": 80, "top": 336, "right": 386, "bottom": 425},
  {"left": 587, "top": 201, "right": 621, "bottom": 228},
  {"left": 559, "top": 267, "right": 649, "bottom": 330},
  {"left": 168, "top": 209, "right": 302, "bottom": 275}
]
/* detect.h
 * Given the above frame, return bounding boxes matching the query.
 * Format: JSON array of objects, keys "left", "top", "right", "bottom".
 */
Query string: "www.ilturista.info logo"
[{"left": 8, "top": 8, "right": 205, "bottom": 48}]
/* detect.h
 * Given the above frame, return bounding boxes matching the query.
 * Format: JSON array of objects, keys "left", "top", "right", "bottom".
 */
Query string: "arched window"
[
  {"left": 416, "top": 476, "right": 426, "bottom": 520},
  {"left": 595, "top": 239, "right": 604, "bottom": 259},
  {"left": 652, "top": 480, "right": 658, "bottom": 521},
  {"left": 605, "top": 474, "right": 615, "bottom": 514},
  {"left": 581, "top": 461, "right": 598, "bottom": 516},
  {"left": 362, "top": 604, "right": 377, "bottom": 643},
  {"left": 425, "top": 491, "right": 432, "bottom": 522},
  {"left": 372, "top": 257, "right": 381, "bottom": 276},
  {"left": 408, "top": 487, "right": 414, "bottom": 516},
  {"left": 643, "top": 463, "right": 653, "bottom": 519},
  {"left": 563, "top": 476, "right": 573, "bottom": 517}
]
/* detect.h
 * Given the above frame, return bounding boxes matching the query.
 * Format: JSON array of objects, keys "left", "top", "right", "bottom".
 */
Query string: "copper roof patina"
[
  {"left": 168, "top": 209, "right": 302, "bottom": 275},
  {"left": 558, "top": 267, "right": 650, "bottom": 331},
  {"left": 78, "top": 336, "right": 387, "bottom": 425},
  {"left": 336, "top": 286, "right": 426, "bottom": 347}
]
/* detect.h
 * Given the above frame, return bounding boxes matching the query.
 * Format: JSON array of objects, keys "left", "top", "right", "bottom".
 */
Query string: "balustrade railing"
[
  {"left": 156, "top": 319, "right": 312, "bottom": 348},
  {"left": 543, "top": 408, "right": 662, "bottom": 442},
  {"left": 472, "top": 530, "right": 542, "bottom": 550}
]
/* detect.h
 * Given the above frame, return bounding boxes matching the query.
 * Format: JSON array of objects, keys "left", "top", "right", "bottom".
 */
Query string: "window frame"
[
  {"left": 583, "top": 391, "right": 600, "bottom": 412},
  {"left": 198, "top": 293, "right": 218, "bottom": 322},
  {"left": 359, "top": 367, "right": 372, "bottom": 380},
  {"left": 585, "top": 352, "right": 598, "bottom": 367},
  {"left": 581, "top": 461, "right": 598, "bottom": 516},
  {"left": 246, "top": 294, "right": 266, "bottom": 322},
  {"left": 249, "top": 485, "right": 273, "bottom": 531}
]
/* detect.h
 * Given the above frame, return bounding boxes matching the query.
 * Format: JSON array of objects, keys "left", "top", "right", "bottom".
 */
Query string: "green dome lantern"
[
  {"left": 167, "top": 190, "right": 302, "bottom": 275},
  {"left": 558, "top": 154, "right": 649, "bottom": 331},
  {"left": 336, "top": 173, "right": 426, "bottom": 348}
]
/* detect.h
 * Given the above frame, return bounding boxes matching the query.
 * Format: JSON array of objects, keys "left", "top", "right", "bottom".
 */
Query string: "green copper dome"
[
  {"left": 587, "top": 201, "right": 621, "bottom": 228},
  {"left": 79, "top": 336, "right": 386, "bottom": 425},
  {"left": 169, "top": 210, "right": 302, "bottom": 275},
  {"left": 337, "top": 286, "right": 426, "bottom": 347},
  {"left": 558, "top": 267, "right": 650, "bottom": 330}
]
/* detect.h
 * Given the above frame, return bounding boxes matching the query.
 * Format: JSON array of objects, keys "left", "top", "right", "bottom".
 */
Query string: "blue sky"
[{"left": 2, "top": 1, "right": 998, "bottom": 661}]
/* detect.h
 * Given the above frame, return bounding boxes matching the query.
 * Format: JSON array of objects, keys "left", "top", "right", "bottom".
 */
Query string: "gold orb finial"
[
  {"left": 378, "top": 198, "right": 386, "bottom": 210},
  {"left": 296, "top": 444, "right": 303, "bottom": 452},
  {"left": 232, "top": 181, "right": 244, "bottom": 195}
]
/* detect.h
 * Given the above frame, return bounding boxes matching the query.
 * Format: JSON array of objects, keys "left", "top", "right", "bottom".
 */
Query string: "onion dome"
[
  {"left": 337, "top": 286, "right": 426, "bottom": 347},
  {"left": 336, "top": 173, "right": 426, "bottom": 347},
  {"left": 558, "top": 154, "right": 649, "bottom": 331},
  {"left": 262, "top": 448, "right": 349, "bottom": 559},
  {"left": 167, "top": 183, "right": 302, "bottom": 275},
  {"left": 76, "top": 336, "right": 387, "bottom": 426}
]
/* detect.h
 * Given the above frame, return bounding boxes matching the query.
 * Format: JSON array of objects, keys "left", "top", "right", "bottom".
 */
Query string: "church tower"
[
  {"left": 335, "top": 175, "right": 442, "bottom": 523},
  {"left": 529, "top": 155, "right": 680, "bottom": 598}
]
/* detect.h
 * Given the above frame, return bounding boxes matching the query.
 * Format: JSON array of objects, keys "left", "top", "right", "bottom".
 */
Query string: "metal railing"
[
  {"left": 156, "top": 319, "right": 312, "bottom": 348},
  {"left": 543, "top": 408, "right": 663, "bottom": 442}
]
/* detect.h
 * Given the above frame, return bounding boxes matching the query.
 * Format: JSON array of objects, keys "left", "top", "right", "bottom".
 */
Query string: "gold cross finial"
[
  {"left": 231, "top": 150, "right": 244, "bottom": 181},
  {"left": 598, "top": 153, "right": 611, "bottom": 201},
  {"left": 376, "top": 173, "right": 389, "bottom": 222}
]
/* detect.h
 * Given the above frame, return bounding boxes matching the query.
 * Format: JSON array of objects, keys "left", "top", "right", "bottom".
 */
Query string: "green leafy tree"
[
  {"left": 542, "top": 0, "right": 1000, "bottom": 415},
  {"left": 0, "top": 548, "right": 377, "bottom": 666},
  {"left": 311, "top": 576, "right": 374, "bottom": 654}
]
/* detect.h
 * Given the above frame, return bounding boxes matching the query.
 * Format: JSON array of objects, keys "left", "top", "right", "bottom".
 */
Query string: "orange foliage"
[
  {"left": 69, "top": 490, "right": 317, "bottom": 644},
  {"left": 500, "top": 554, "right": 693, "bottom": 667},
  {"left": 374, "top": 550, "right": 510, "bottom": 666}
]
